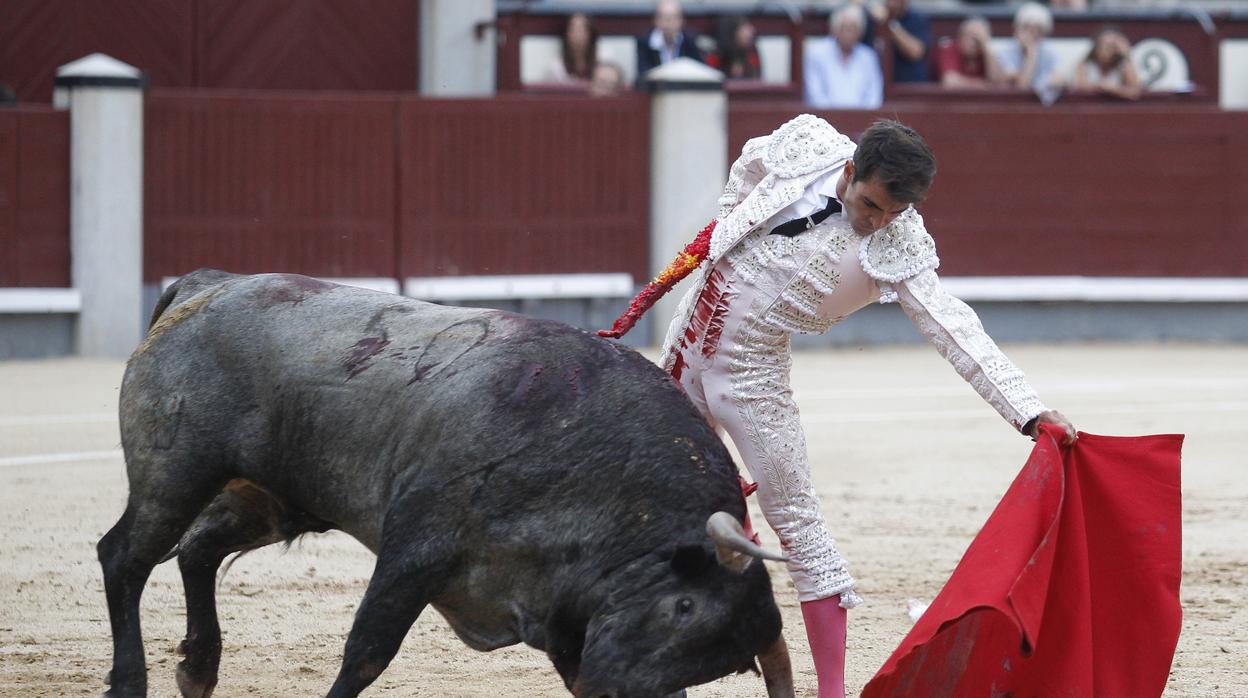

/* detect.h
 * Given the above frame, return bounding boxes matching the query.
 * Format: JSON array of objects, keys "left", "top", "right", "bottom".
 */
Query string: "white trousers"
[{"left": 668, "top": 260, "right": 861, "bottom": 606}]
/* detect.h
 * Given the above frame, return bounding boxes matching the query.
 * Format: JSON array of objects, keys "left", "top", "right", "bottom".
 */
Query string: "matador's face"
[{"left": 838, "top": 162, "right": 911, "bottom": 237}]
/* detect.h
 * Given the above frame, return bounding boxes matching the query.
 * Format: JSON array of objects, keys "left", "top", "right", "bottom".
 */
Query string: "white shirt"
[
  {"left": 803, "top": 39, "right": 883, "bottom": 110},
  {"left": 770, "top": 163, "right": 847, "bottom": 231},
  {"left": 648, "top": 28, "right": 684, "bottom": 65}
]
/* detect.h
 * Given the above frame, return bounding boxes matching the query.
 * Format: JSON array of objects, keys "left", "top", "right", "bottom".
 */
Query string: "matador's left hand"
[{"left": 1030, "top": 409, "right": 1078, "bottom": 445}]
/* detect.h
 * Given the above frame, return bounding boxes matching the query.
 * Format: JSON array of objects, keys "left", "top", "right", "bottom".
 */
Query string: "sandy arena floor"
[{"left": 1, "top": 343, "right": 1245, "bottom": 697}]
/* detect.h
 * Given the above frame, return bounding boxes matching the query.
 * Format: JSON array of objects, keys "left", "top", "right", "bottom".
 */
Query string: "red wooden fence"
[
  {"left": 145, "top": 89, "right": 400, "bottom": 282},
  {"left": 397, "top": 95, "right": 650, "bottom": 279},
  {"left": 731, "top": 103, "right": 1248, "bottom": 277},
  {"left": 144, "top": 90, "right": 651, "bottom": 283},
  {"left": 0, "top": 105, "right": 69, "bottom": 286},
  {"left": 8, "top": 94, "right": 1246, "bottom": 289},
  {"left": 0, "top": 0, "right": 417, "bottom": 103}
]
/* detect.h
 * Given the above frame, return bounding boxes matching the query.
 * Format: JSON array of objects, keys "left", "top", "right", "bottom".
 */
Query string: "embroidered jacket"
[{"left": 661, "top": 114, "right": 1047, "bottom": 432}]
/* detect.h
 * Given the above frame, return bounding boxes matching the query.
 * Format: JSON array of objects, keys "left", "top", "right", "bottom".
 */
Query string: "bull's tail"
[{"left": 148, "top": 268, "right": 239, "bottom": 328}]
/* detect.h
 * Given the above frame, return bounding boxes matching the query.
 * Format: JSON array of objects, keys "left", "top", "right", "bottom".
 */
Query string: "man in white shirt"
[{"left": 804, "top": 5, "right": 884, "bottom": 110}]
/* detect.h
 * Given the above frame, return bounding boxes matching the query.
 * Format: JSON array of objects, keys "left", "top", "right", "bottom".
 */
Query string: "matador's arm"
[{"left": 895, "top": 269, "right": 1048, "bottom": 434}]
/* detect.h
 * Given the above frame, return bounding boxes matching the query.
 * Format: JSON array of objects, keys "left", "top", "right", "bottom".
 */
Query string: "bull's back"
[{"left": 122, "top": 273, "right": 635, "bottom": 538}]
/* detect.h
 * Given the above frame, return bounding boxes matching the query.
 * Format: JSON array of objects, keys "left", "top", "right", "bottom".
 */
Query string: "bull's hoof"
[
  {"left": 175, "top": 661, "right": 218, "bottom": 698},
  {"left": 102, "top": 670, "right": 146, "bottom": 697}
]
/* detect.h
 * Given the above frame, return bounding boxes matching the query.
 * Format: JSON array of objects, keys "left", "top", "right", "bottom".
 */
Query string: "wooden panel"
[
  {"left": 398, "top": 95, "right": 650, "bottom": 280},
  {"left": 0, "top": 0, "right": 193, "bottom": 102},
  {"left": 0, "top": 0, "right": 76, "bottom": 102},
  {"left": 144, "top": 89, "right": 399, "bottom": 281},
  {"left": 0, "top": 107, "right": 70, "bottom": 286},
  {"left": 729, "top": 103, "right": 1248, "bottom": 277},
  {"left": 74, "top": 0, "right": 195, "bottom": 90},
  {"left": 0, "top": 111, "right": 16, "bottom": 284},
  {"left": 196, "top": 0, "right": 416, "bottom": 90}
]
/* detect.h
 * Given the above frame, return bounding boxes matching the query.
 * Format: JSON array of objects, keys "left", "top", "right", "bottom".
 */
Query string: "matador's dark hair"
[{"left": 852, "top": 120, "right": 937, "bottom": 204}]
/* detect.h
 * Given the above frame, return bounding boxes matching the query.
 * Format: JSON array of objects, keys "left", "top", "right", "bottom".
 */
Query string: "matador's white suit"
[{"left": 659, "top": 115, "right": 1048, "bottom": 607}]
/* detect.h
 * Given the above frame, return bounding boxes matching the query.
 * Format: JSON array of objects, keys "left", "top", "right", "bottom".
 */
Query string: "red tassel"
[{"left": 597, "top": 220, "right": 716, "bottom": 338}]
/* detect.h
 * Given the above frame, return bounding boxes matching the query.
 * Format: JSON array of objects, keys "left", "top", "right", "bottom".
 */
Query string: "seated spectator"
[
  {"left": 935, "top": 16, "right": 1005, "bottom": 89},
  {"left": 708, "top": 16, "right": 761, "bottom": 80},
  {"left": 804, "top": 5, "right": 883, "bottom": 109},
  {"left": 1071, "top": 27, "right": 1141, "bottom": 100},
  {"left": 998, "top": 2, "right": 1060, "bottom": 92},
  {"left": 544, "top": 12, "right": 596, "bottom": 83},
  {"left": 589, "top": 61, "right": 627, "bottom": 97},
  {"left": 544, "top": 12, "right": 598, "bottom": 83},
  {"left": 860, "top": 0, "right": 932, "bottom": 83},
  {"left": 636, "top": 0, "right": 704, "bottom": 82}
]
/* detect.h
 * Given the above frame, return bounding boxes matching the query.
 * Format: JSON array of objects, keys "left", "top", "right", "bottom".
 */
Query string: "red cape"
[{"left": 863, "top": 426, "right": 1183, "bottom": 697}]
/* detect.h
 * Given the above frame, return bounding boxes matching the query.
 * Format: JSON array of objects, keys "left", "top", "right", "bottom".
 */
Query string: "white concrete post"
[
  {"left": 54, "top": 54, "right": 146, "bottom": 358},
  {"left": 646, "top": 58, "right": 727, "bottom": 343},
  {"left": 420, "top": 0, "right": 496, "bottom": 96}
]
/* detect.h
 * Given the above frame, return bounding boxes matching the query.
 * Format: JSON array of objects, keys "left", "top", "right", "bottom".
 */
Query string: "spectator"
[
  {"left": 544, "top": 12, "right": 598, "bottom": 83},
  {"left": 804, "top": 5, "right": 883, "bottom": 109},
  {"left": 636, "top": 0, "right": 704, "bottom": 82},
  {"left": 708, "top": 16, "right": 762, "bottom": 80},
  {"left": 589, "top": 61, "right": 627, "bottom": 97},
  {"left": 1050, "top": 0, "right": 1089, "bottom": 10},
  {"left": 1072, "top": 27, "right": 1141, "bottom": 100},
  {"left": 861, "top": 0, "right": 932, "bottom": 83},
  {"left": 935, "top": 16, "right": 1005, "bottom": 89},
  {"left": 998, "top": 2, "right": 1060, "bottom": 92}
]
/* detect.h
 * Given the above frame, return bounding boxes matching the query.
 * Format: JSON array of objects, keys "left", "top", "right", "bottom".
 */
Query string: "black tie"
[{"left": 769, "top": 197, "right": 843, "bottom": 237}]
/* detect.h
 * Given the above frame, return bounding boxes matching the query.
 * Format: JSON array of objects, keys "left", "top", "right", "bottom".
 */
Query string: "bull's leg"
[
  {"left": 325, "top": 564, "right": 432, "bottom": 697},
  {"left": 174, "top": 480, "right": 301, "bottom": 698},
  {"left": 326, "top": 523, "right": 446, "bottom": 698},
  {"left": 99, "top": 484, "right": 222, "bottom": 697}
]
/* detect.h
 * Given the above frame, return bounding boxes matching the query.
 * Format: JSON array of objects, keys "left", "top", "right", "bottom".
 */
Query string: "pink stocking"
[{"left": 801, "top": 595, "right": 848, "bottom": 698}]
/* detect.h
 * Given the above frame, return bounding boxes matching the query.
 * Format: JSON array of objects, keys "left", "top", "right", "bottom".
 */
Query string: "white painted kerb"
[{"left": 0, "top": 289, "right": 82, "bottom": 313}]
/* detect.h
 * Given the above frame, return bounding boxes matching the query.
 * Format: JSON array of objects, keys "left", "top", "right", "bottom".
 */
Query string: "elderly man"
[
  {"left": 804, "top": 5, "right": 883, "bottom": 109},
  {"left": 636, "top": 0, "right": 704, "bottom": 81},
  {"left": 998, "top": 1, "right": 1060, "bottom": 91}
]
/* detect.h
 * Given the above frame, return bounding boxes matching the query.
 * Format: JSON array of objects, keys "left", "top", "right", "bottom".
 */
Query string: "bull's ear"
[{"left": 671, "top": 544, "right": 714, "bottom": 577}]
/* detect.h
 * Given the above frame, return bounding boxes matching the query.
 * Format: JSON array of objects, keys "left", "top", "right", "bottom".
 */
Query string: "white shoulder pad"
[
  {"left": 858, "top": 208, "right": 940, "bottom": 284},
  {"left": 763, "top": 114, "right": 856, "bottom": 179}
]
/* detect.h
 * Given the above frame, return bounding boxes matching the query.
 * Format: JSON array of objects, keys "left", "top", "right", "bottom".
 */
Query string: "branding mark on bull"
[{"left": 408, "top": 318, "right": 490, "bottom": 385}]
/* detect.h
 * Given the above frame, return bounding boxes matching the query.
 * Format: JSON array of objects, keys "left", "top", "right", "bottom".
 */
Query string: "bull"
[{"left": 99, "top": 270, "right": 795, "bottom": 698}]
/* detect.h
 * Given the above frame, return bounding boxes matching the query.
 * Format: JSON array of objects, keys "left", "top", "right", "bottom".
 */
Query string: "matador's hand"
[{"left": 1030, "top": 409, "right": 1078, "bottom": 445}]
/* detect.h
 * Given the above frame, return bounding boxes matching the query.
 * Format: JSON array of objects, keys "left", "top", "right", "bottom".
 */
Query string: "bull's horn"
[
  {"left": 757, "top": 634, "right": 796, "bottom": 698},
  {"left": 706, "top": 511, "right": 787, "bottom": 573}
]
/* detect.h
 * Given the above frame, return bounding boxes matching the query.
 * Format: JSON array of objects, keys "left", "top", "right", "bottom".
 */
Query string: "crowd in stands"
[{"left": 537, "top": 0, "right": 1154, "bottom": 106}]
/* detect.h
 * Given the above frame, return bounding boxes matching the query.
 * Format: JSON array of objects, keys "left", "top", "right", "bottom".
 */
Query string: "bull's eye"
[{"left": 676, "top": 598, "right": 694, "bottom": 616}]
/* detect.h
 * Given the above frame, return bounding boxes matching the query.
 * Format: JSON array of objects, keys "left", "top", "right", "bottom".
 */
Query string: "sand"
[{"left": 1, "top": 343, "right": 1244, "bottom": 696}]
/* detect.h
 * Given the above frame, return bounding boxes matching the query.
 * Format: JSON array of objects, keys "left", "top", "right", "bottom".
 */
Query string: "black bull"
[{"left": 99, "top": 270, "right": 795, "bottom": 698}]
